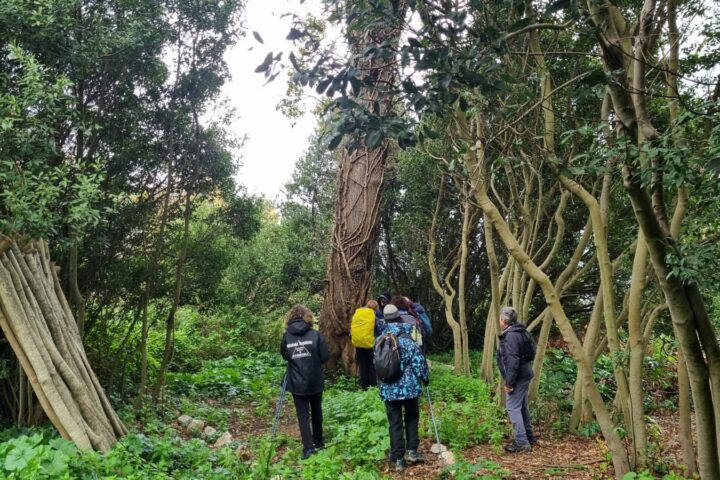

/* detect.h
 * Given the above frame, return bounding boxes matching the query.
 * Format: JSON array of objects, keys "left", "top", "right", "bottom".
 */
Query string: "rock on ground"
[
  {"left": 188, "top": 419, "right": 205, "bottom": 434},
  {"left": 203, "top": 426, "right": 217, "bottom": 437},
  {"left": 178, "top": 415, "right": 193, "bottom": 427},
  {"left": 439, "top": 450, "right": 455, "bottom": 465},
  {"left": 214, "top": 431, "right": 233, "bottom": 448},
  {"left": 235, "top": 444, "right": 251, "bottom": 461},
  {"left": 430, "top": 443, "right": 448, "bottom": 454}
]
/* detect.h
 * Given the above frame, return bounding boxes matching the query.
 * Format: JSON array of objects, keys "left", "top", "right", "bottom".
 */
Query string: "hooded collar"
[{"left": 287, "top": 317, "right": 311, "bottom": 335}]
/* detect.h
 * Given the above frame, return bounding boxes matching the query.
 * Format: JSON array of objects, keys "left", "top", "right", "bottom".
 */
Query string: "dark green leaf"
[
  {"left": 545, "top": 0, "right": 571, "bottom": 14},
  {"left": 459, "top": 97, "right": 469, "bottom": 111},
  {"left": 706, "top": 158, "right": 720, "bottom": 173},
  {"left": 316, "top": 78, "right": 332, "bottom": 94},
  {"left": 289, "top": 52, "right": 300, "bottom": 70},
  {"left": 508, "top": 17, "right": 534, "bottom": 33},
  {"left": 365, "top": 130, "right": 383, "bottom": 148},
  {"left": 349, "top": 76, "right": 361, "bottom": 96},
  {"left": 254, "top": 52, "right": 273, "bottom": 73},
  {"left": 328, "top": 134, "right": 343, "bottom": 151},
  {"left": 286, "top": 28, "right": 303, "bottom": 40}
]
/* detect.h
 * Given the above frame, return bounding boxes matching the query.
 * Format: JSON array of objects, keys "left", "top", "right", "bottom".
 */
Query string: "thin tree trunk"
[
  {"left": 456, "top": 121, "right": 630, "bottom": 475},
  {"left": 69, "top": 241, "right": 85, "bottom": 339},
  {"left": 627, "top": 230, "right": 649, "bottom": 469},
  {"left": 153, "top": 190, "right": 192, "bottom": 400},
  {"left": 677, "top": 349, "right": 696, "bottom": 476},
  {"left": 480, "top": 212, "right": 502, "bottom": 382},
  {"left": 428, "top": 175, "right": 462, "bottom": 373},
  {"left": 458, "top": 189, "right": 472, "bottom": 376}
]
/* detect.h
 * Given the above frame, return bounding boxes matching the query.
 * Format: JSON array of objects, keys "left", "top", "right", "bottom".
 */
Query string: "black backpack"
[
  {"left": 373, "top": 332, "right": 410, "bottom": 383},
  {"left": 521, "top": 330, "right": 537, "bottom": 362}
]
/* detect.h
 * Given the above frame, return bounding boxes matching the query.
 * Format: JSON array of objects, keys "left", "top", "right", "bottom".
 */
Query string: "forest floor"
[
  {"left": 210, "top": 399, "right": 689, "bottom": 479},
  {"left": 218, "top": 397, "right": 613, "bottom": 479}
]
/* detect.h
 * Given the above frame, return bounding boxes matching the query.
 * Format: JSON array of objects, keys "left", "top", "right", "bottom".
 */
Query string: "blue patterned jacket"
[{"left": 376, "top": 322, "right": 429, "bottom": 401}]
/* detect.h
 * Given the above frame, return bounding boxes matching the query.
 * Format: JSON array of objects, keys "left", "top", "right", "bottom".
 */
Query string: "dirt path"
[{"left": 381, "top": 435, "right": 609, "bottom": 479}]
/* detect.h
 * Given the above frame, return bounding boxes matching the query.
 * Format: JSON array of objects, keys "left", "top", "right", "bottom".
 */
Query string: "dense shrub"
[
  {"left": 167, "top": 352, "right": 285, "bottom": 401},
  {"left": 422, "top": 364, "right": 505, "bottom": 448}
]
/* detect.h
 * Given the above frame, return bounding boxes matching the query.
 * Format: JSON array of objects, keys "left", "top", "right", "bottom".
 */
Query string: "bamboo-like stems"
[{"left": 0, "top": 239, "right": 126, "bottom": 451}]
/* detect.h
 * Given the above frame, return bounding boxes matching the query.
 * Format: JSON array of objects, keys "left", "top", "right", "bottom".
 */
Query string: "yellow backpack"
[{"left": 350, "top": 307, "right": 376, "bottom": 348}]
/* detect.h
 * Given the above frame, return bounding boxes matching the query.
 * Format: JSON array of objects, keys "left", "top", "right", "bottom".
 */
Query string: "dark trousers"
[
  {"left": 385, "top": 397, "right": 420, "bottom": 460},
  {"left": 292, "top": 392, "right": 323, "bottom": 451},
  {"left": 356, "top": 347, "right": 377, "bottom": 390}
]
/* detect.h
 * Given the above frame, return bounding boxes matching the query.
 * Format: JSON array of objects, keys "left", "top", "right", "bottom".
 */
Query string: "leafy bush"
[
  {"left": 0, "top": 432, "right": 77, "bottom": 479},
  {"left": 71, "top": 433, "right": 249, "bottom": 479},
  {"left": 168, "top": 352, "right": 285, "bottom": 404},
  {"left": 423, "top": 364, "right": 505, "bottom": 449},
  {"left": 322, "top": 388, "right": 390, "bottom": 466},
  {"left": 622, "top": 471, "right": 688, "bottom": 480}
]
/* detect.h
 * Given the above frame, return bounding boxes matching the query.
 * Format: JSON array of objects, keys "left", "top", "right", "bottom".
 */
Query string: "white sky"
[{"left": 222, "top": 0, "right": 323, "bottom": 201}]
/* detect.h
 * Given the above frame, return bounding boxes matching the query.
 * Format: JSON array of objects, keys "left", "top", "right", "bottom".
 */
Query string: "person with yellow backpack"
[{"left": 351, "top": 299, "right": 380, "bottom": 390}]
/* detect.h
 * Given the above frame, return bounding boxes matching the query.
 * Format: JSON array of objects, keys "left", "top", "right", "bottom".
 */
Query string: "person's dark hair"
[
  {"left": 500, "top": 306, "right": 518, "bottom": 325},
  {"left": 403, "top": 296, "right": 419, "bottom": 318},
  {"left": 391, "top": 295, "right": 412, "bottom": 312},
  {"left": 377, "top": 292, "right": 392, "bottom": 307},
  {"left": 286, "top": 304, "right": 314, "bottom": 326}
]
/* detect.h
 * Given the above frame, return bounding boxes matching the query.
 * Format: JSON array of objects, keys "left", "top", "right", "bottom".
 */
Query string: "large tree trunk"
[
  {"left": 319, "top": 4, "right": 406, "bottom": 371},
  {"left": 0, "top": 238, "right": 126, "bottom": 451}
]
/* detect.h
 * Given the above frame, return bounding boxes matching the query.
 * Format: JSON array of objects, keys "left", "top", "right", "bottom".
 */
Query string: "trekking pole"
[
  {"left": 265, "top": 372, "right": 288, "bottom": 478},
  {"left": 424, "top": 385, "right": 446, "bottom": 469},
  {"left": 271, "top": 373, "right": 289, "bottom": 438}
]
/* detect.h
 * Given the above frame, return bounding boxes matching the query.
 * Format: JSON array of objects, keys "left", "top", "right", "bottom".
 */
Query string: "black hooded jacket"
[
  {"left": 496, "top": 323, "right": 534, "bottom": 389},
  {"left": 280, "top": 318, "right": 330, "bottom": 395}
]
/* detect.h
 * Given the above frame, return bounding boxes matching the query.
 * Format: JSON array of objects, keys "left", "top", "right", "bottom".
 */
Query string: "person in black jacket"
[
  {"left": 496, "top": 306, "right": 536, "bottom": 452},
  {"left": 280, "top": 304, "right": 330, "bottom": 459}
]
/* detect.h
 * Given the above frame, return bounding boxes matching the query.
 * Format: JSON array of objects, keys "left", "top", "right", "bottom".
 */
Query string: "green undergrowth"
[
  {"left": 0, "top": 356, "right": 509, "bottom": 479},
  {"left": 422, "top": 363, "right": 506, "bottom": 449},
  {"left": 438, "top": 456, "right": 511, "bottom": 480},
  {"left": 0, "top": 428, "right": 250, "bottom": 479},
  {"left": 167, "top": 351, "right": 286, "bottom": 401}
]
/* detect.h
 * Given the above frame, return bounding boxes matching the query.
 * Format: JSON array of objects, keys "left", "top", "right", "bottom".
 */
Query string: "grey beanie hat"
[{"left": 383, "top": 304, "right": 400, "bottom": 321}]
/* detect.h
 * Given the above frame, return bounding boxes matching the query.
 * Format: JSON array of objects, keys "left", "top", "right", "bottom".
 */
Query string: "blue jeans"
[{"left": 505, "top": 378, "right": 533, "bottom": 445}]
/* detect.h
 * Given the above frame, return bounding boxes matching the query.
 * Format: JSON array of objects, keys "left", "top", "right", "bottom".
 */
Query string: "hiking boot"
[
  {"left": 504, "top": 441, "right": 532, "bottom": 453},
  {"left": 302, "top": 448, "right": 316, "bottom": 459},
  {"left": 392, "top": 458, "right": 406, "bottom": 472},
  {"left": 406, "top": 450, "right": 425, "bottom": 463},
  {"left": 527, "top": 436, "right": 537, "bottom": 446}
]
